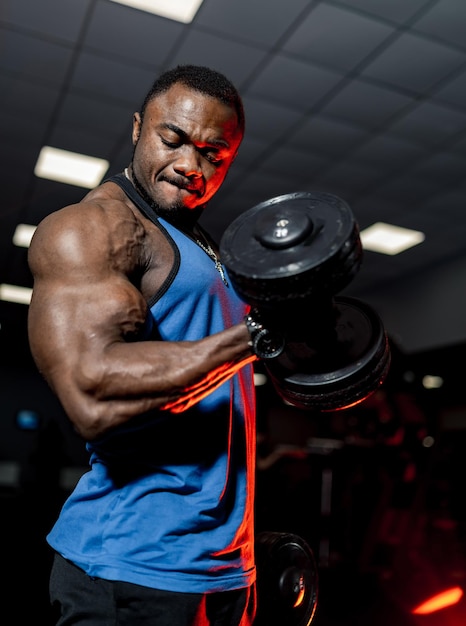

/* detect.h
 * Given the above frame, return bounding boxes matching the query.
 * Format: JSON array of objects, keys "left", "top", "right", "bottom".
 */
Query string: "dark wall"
[{"left": 351, "top": 253, "right": 466, "bottom": 354}]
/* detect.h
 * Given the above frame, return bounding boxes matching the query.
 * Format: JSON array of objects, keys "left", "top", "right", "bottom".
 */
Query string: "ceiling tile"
[
  {"left": 69, "top": 51, "right": 158, "bottom": 105},
  {"left": 433, "top": 69, "right": 466, "bottom": 110},
  {"left": 282, "top": 3, "right": 393, "bottom": 71},
  {"left": 413, "top": 0, "right": 466, "bottom": 49},
  {"left": 260, "top": 145, "right": 328, "bottom": 182},
  {"left": 223, "top": 168, "right": 299, "bottom": 209},
  {"left": 350, "top": 193, "right": 401, "bottom": 227},
  {"left": 168, "top": 30, "right": 268, "bottom": 86},
  {"left": 54, "top": 92, "right": 134, "bottom": 139},
  {"left": 1, "top": 0, "right": 91, "bottom": 43},
  {"left": 0, "top": 29, "right": 73, "bottom": 85},
  {"left": 241, "top": 96, "right": 303, "bottom": 143},
  {"left": 46, "top": 125, "right": 126, "bottom": 164},
  {"left": 371, "top": 171, "right": 444, "bottom": 205},
  {"left": 410, "top": 151, "right": 466, "bottom": 185},
  {"left": 317, "top": 159, "right": 386, "bottom": 194},
  {"left": 0, "top": 161, "right": 36, "bottom": 215},
  {"left": 245, "top": 55, "right": 344, "bottom": 113},
  {"left": 323, "top": 78, "right": 414, "bottom": 130},
  {"left": 233, "top": 135, "right": 269, "bottom": 169},
  {"left": 448, "top": 131, "right": 466, "bottom": 157},
  {"left": 387, "top": 100, "right": 466, "bottom": 147},
  {"left": 195, "top": 0, "right": 311, "bottom": 47},
  {"left": 0, "top": 110, "right": 48, "bottom": 153},
  {"left": 349, "top": 134, "right": 426, "bottom": 169},
  {"left": 334, "top": 0, "right": 431, "bottom": 24},
  {"left": 286, "top": 114, "right": 371, "bottom": 156},
  {"left": 83, "top": 1, "right": 183, "bottom": 65},
  {"left": 0, "top": 74, "right": 60, "bottom": 119},
  {"left": 422, "top": 183, "right": 466, "bottom": 217},
  {"left": 361, "top": 32, "right": 466, "bottom": 94}
]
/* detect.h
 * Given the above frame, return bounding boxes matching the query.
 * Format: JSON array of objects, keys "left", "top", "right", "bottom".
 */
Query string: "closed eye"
[
  {"left": 200, "top": 148, "right": 222, "bottom": 164},
  {"left": 161, "top": 138, "right": 180, "bottom": 149},
  {"left": 160, "top": 130, "right": 224, "bottom": 164}
]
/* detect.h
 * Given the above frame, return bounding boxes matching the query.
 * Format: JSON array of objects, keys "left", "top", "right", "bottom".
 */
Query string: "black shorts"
[{"left": 49, "top": 552, "right": 256, "bottom": 626}]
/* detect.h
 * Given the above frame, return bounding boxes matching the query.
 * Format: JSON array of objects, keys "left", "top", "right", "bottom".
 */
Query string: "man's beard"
[{"left": 131, "top": 167, "right": 203, "bottom": 228}]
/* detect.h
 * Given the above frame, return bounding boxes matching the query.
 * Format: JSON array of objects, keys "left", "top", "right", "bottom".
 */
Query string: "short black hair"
[{"left": 140, "top": 65, "right": 245, "bottom": 134}]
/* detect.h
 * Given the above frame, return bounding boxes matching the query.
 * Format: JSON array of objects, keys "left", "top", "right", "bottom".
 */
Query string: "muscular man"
[{"left": 28, "top": 65, "right": 260, "bottom": 626}]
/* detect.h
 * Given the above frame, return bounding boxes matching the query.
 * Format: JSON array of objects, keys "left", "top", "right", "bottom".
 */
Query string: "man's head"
[{"left": 130, "top": 65, "right": 245, "bottom": 226}]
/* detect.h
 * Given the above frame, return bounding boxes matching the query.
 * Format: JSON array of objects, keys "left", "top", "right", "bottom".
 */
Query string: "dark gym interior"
[{"left": 2, "top": 1, "right": 466, "bottom": 624}]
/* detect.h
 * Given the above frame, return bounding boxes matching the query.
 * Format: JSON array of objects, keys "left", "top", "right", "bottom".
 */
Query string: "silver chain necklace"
[{"left": 194, "top": 229, "right": 229, "bottom": 287}]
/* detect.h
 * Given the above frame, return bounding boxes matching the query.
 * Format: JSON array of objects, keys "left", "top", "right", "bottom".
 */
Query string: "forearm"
[{"left": 49, "top": 323, "right": 256, "bottom": 440}]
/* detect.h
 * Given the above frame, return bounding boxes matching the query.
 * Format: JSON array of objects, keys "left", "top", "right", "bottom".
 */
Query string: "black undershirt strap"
[
  {"left": 105, "top": 172, "right": 161, "bottom": 227},
  {"left": 105, "top": 172, "right": 180, "bottom": 309}
]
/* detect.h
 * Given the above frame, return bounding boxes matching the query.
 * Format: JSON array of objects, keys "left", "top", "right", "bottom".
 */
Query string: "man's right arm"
[{"left": 28, "top": 203, "right": 255, "bottom": 441}]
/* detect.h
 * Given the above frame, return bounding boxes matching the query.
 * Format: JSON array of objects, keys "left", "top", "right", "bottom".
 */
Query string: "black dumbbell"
[{"left": 219, "top": 191, "right": 391, "bottom": 412}]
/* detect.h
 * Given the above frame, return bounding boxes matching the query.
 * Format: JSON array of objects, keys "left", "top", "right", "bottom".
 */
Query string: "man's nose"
[{"left": 173, "top": 146, "right": 202, "bottom": 178}]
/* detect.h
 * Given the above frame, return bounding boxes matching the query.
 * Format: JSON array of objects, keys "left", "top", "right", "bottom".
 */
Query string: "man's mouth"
[{"left": 161, "top": 176, "right": 203, "bottom": 197}]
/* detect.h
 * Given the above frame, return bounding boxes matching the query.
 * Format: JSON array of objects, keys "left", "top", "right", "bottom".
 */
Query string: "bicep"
[
  {"left": 28, "top": 203, "right": 147, "bottom": 365},
  {"left": 28, "top": 275, "right": 149, "bottom": 380}
]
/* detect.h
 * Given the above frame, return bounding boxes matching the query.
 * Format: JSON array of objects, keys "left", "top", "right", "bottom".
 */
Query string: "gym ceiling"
[{"left": 2, "top": 0, "right": 466, "bottom": 366}]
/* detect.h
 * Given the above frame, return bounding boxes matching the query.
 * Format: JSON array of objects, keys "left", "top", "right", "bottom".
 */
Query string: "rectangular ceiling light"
[
  {"left": 109, "top": 0, "right": 204, "bottom": 23},
  {"left": 0, "top": 284, "right": 33, "bottom": 305},
  {"left": 35, "top": 146, "right": 109, "bottom": 189},
  {"left": 13, "top": 224, "right": 37, "bottom": 248},
  {"left": 360, "top": 222, "right": 425, "bottom": 255}
]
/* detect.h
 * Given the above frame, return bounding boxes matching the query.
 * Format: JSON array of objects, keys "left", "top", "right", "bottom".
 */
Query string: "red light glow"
[
  {"left": 293, "top": 576, "right": 306, "bottom": 608},
  {"left": 412, "top": 587, "right": 463, "bottom": 615}
]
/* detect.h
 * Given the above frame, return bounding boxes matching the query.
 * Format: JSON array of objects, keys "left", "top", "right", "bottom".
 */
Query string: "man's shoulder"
[
  {"left": 80, "top": 179, "right": 135, "bottom": 215},
  {"left": 31, "top": 183, "right": 140, "bottom": 257}
]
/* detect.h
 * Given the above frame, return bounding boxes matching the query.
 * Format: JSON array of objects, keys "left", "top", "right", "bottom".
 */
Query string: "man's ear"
[{"left": 132, "top": 112, "right": 141, "bottom": 145}]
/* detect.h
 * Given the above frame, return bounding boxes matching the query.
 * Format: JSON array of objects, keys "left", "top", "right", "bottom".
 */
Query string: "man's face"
[{"left": 131, "top": 83, "right": 243, "bottom": 220}]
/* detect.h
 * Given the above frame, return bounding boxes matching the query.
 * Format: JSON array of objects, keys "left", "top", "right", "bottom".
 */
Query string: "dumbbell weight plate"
[
  {"left": 219, "top": 191, "right": 362, "bottom": 308},
  {"left": 254, "top": 531, "right": 318, "bottom": 626},
  {"left": 265, "top": 296, "right": 391, "bottom": 412}
]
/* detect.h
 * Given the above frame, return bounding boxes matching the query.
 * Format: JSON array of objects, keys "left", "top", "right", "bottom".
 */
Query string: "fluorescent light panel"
[
  {"left": 254, "top": 372, "right": 268, "bottom": 387},
  {"left": 35, "top": 146, "right": 109, "bottom": 189},
  {"left": 422, "top": 374, "right": 444, "bottom": 390},
  {"left": 108, "top": 0, "right": 204, "bottom": 23},
  {"left": 360, "top": 222, "right": 425, "bottom": 255},
  {"left": 0, "top": 284, "right": 32, "bottom": 305},
  {"left": 13, "top": 224, "right": 37, "bottom": 248}
]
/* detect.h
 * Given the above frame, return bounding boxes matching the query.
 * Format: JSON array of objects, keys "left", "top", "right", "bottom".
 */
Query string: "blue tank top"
[{"left": 46, "top": 175, "right": 256, "bottom": 593}]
